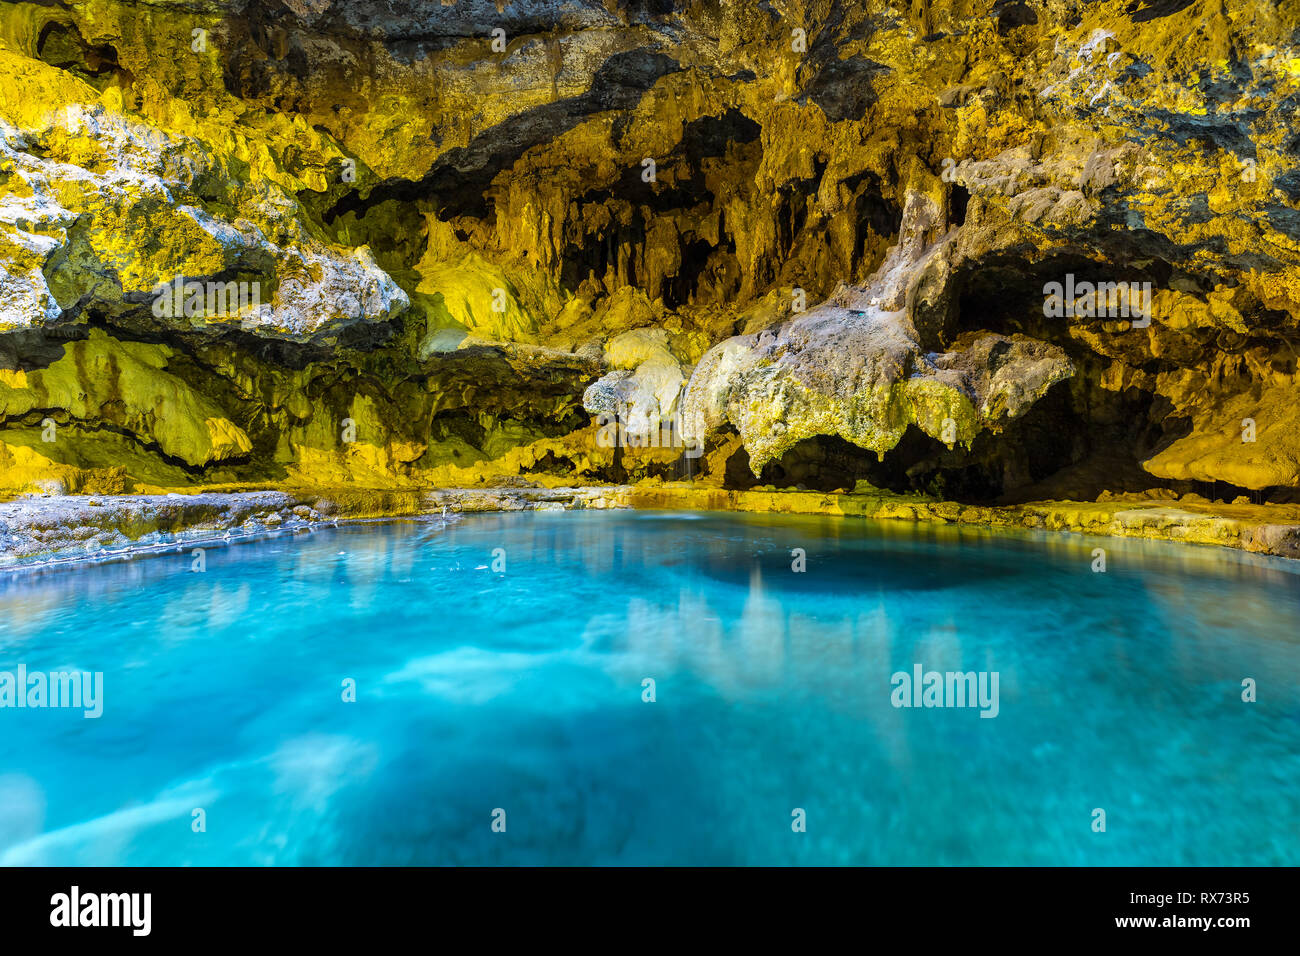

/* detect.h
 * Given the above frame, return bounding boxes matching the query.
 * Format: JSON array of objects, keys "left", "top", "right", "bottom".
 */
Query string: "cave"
[{"left": 0, "top": 0, "right": 1298, "bottom": 877}]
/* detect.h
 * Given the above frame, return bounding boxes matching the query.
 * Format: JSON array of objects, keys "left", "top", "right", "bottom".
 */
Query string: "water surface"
[{"left": 1, "top": 510, "right": 1297, "bottom": 865}]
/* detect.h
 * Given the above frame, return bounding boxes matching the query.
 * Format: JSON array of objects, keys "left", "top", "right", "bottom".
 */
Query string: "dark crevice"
[
  {"left": 1126, "top": 0, "right": 1199, "bottom": 24},
  {"left": 3, "top": 411, "right": 248, "bottom": 477}
]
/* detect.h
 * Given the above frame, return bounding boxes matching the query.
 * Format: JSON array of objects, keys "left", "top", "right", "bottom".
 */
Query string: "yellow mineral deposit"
[{"left": 1, "top": 0, "right": 1298, "bottom": 557}]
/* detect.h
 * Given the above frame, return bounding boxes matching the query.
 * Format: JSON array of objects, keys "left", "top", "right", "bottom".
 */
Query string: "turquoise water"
[{"left": 1, "top": 509, "right": 1297, "bottom": 866}]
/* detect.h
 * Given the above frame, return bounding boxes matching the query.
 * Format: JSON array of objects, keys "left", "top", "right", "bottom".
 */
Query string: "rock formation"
[
  {"left": 680, "top": 190, "right": 1074, "bottom": 471},
  {"left": 0, "top": 0, "right": 1297, "bottom": 508}
]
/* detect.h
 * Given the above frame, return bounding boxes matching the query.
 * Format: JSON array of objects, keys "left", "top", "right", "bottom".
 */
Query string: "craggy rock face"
[
  {"left": 680, "top": 190, "right": 1074, "bottom": 472},
  {"left": 0, "top": 0, "right": 1297, "bottom": 500}
]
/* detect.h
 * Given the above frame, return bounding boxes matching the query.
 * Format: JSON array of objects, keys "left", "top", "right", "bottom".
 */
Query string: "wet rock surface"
[
  {"left": 0, "top": 486, "right": 633, "bottom": 567},
  {"left": 0, "top": 491, "right": 322, "bottom": 566}
]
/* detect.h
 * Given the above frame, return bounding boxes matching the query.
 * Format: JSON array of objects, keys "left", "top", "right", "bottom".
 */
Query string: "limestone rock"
[
  {"left": 583, "top": 326, "right": 687, "bottom": 436},
  {"left": 0, "top": 57, "right": 408, "bottom": 341},
  {"left": 682, "top": 193, "right": 1074, "bottom": 471},
  {"left": 0, "top": 330, "right": 252, "bottom": 467},
  {"left": 0, "top": 0, "right": 1296, "bottom": 508}
]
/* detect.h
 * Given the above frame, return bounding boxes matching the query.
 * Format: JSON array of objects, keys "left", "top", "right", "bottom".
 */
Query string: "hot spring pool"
[{"left": 1, "top": 510, "right": 1297, "bottom": 865}]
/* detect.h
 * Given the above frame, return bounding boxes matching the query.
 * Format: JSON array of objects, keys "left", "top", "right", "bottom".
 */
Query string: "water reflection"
[{"left": 0, "top": 510, "right": 1297, "bottom": 864}]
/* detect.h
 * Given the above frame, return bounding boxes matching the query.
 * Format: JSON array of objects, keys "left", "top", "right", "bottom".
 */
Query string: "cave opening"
[
  {"left": 35, "top": 20, "right": 130, "bottom": 88},
  {"left": 949, "top": 184, "right": 970, "bottom": 227}
]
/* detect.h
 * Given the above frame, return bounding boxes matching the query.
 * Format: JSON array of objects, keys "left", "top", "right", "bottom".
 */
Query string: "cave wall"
[{"left": 0, "top": 0, "right": 1297, "bottom": 501}]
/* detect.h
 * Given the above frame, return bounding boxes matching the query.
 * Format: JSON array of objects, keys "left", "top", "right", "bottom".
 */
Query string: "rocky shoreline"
[
  {"left": 0, "top": 486, "right": 631, "bottom": 570},
  {"left": 4, "top": 485, "right": 1300, "bottom": 572}
]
